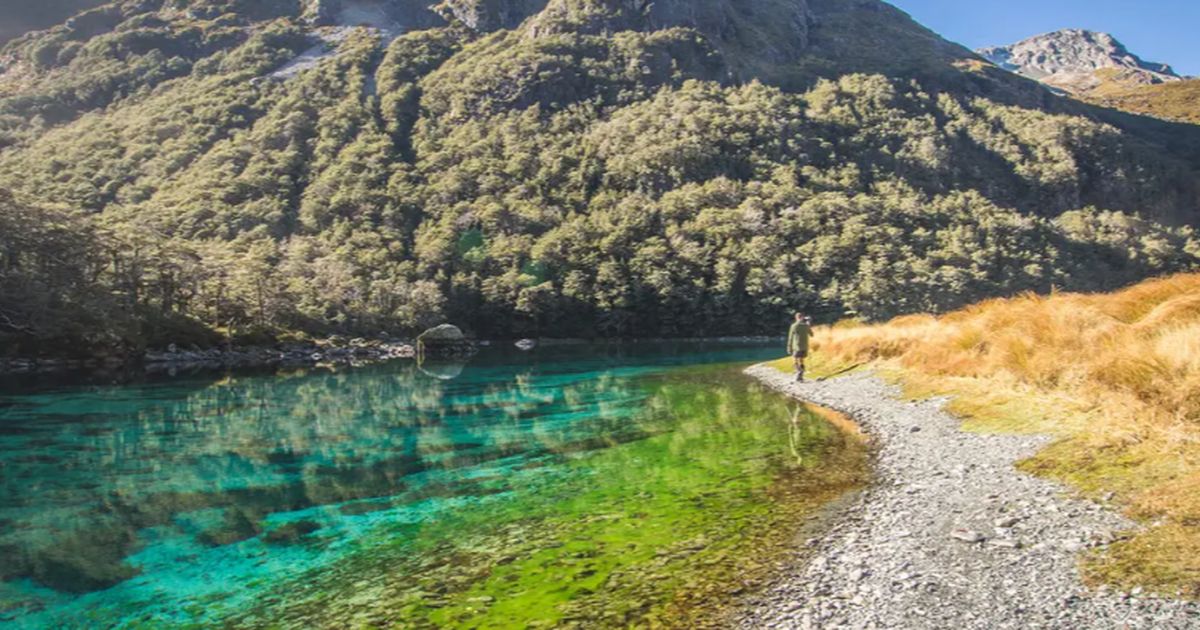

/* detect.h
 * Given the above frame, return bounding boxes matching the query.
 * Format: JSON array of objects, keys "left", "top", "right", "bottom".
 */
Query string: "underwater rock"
[
  {"left": 139, "top": 339, "right": 420, "bottom": 373},
  {"left": 338, "top": 501, "right": 393, "bottom": 516},
  {"left": 263, "top": 520, "right": 323, "bottom": 545},
  {"left": 198, "top": 509, "right": 263, "bottom": 547},
  {"left": 11, "top": 527, "right": 142, "bottom": 594}
]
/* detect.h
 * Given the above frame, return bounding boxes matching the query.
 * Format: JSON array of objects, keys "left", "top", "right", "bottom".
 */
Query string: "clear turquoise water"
[{"left": 0, "top": 343, "right": 863, "bottom": 628}]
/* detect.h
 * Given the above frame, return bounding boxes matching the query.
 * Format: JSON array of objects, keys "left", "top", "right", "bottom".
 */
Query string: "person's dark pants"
[{"left": 793, "top": 351, "right": 807, "bottom": 378}]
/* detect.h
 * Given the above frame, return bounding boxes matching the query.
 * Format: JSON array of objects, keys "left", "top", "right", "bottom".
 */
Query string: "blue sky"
[{"left": 887, "top": 0, "right": 1200, "bottom": 76}]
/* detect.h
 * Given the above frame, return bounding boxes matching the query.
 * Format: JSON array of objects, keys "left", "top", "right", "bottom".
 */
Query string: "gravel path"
[{"left": 735, "top": 366, "right": 1200, "bottom": 629}]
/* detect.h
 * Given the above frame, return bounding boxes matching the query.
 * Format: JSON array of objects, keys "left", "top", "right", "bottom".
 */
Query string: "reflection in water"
[
  {"left": 0, "top": 344, "right": 867, "bottom": 628},
  {"left": 788, "top": 404, "right": 833, "bottom": 467},
  {"left": 417, "top": 360, "right": 467, "bottom": 381}
]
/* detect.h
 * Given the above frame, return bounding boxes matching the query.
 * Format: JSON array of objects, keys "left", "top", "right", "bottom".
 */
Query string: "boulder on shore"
[
  {"left": 416, "top": 324, "right": 476, "bottom": 358},
  {"left": 417, "top": 324, "right": 466, "bottom": 343}
]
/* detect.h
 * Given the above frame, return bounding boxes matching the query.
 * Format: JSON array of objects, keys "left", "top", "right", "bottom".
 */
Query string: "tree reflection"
[{"left": 0, "top": 352, "right": 692, "bottom": 595}]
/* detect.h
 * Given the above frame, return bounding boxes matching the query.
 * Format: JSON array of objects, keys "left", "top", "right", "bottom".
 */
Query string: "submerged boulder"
[{"left": 263, "top": 520, "right": 323, "bottom": 545}]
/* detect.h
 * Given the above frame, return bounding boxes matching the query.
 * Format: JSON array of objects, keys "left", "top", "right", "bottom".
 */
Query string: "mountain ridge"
[
  {"left": 977, "top": 28, "right": 1200, "bottom": 125},
  {"left": 977, "top": 28, "right": 1180, "bottom": 94},
  {"left": 1, "top": 0, "right": 1198, "bottom": 353}
]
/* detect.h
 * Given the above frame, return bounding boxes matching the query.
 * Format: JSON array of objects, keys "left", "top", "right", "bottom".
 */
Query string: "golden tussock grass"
[
  {"left": 776, "top": 273, "right": 1200, "bottom": 596},
  {"left": 1086, "top": 78, "right": 1200, "bottom": 125}
]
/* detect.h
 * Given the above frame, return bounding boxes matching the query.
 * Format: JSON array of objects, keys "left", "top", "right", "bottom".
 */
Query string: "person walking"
[{"left": 787, "top": 313, "right": 813, "bottom": 382}]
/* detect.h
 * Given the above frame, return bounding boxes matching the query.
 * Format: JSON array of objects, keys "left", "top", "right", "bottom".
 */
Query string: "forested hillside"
[{"left": 1, "top": 0, "right": 1199, "bottom": 355}]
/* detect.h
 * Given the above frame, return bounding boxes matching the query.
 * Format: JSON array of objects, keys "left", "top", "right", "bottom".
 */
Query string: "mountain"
[
  {"left": 977, "top": 29, "right": 1200, "bottom": 125},
  {"left": 1, "top": 0, "right": 1199, "bottom": 354},
  {"left": 977, "top": 29, "right": 1181, "bottom": 95}
]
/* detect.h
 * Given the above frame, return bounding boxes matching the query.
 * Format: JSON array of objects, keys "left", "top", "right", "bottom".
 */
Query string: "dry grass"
[
  {"left": 1086, "top": 77, "right": 1200, "bottom": 125},
  {"left": 776, "top": 274, "right": 1200, "bottom": 596}
]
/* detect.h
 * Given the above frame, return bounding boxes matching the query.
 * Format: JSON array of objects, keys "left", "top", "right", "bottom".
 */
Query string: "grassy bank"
[{"left": 771, "top": 274, "right": 1200, "bottom": 596}]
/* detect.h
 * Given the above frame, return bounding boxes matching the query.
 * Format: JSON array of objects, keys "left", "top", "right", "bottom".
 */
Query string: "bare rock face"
[
  {"left": 302, "top": 0, "right": 433, "bottom": 30},
  {"left": 644, "top": 0, "right": 814, "bottom": 50},
  {"left": 303, "top": 0, "right": 342, "bottom": 25},
  {"left": 307, "top": 0, "right": 549, "bottom": 34},
  {"left": 977, "top": 29, "right": 1180, "bottom": 95},
  {"left": 439, "top": 0, "right": 550, "bottom": 32},
  {"left": 63, "top": 6, "right": 125, "bottom": 38}
]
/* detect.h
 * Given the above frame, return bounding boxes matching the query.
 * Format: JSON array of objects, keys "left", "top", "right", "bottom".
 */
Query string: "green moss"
[
  {"left": 225, "top": 365, "right": 869, "bottom": 627},
  {"left": 1083, "top": 524, "right": 1200, "bottom": 597}
]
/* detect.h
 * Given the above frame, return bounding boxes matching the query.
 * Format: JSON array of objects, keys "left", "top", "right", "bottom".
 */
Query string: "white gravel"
[{"left": 735, "top": 366, "right": 1200, "bottom": 629}]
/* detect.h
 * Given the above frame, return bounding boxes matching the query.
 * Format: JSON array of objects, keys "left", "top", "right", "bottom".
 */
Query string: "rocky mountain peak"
[{"left": 977, "top": 29, "right": 1180, "bottom": 94}]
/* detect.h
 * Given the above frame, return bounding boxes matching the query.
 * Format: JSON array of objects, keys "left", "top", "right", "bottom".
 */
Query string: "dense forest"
[{"left": 1, "top": 0, "right": 1199, "bottom": 355}]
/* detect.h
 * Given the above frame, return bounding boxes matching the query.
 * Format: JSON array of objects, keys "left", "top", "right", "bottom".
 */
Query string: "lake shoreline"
[
  {"left": 0, "top": 336, "right": 785, "bottom": 375},
  {"left": 735, "top": 364, "right": 1200, "bottom": 628}
]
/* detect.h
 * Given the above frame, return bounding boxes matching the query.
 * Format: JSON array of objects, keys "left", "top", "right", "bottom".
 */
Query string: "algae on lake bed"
[
  {"left": 0, "top": 345, "right": 867, "bottom": 628},
  {"left": 229, "top": 365, "right": 869, "bottom": 629}
]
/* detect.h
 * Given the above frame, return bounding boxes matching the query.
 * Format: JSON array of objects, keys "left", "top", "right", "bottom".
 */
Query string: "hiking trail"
[{"left": 735, "top": 366, "right": 1199, "bottom": 629}]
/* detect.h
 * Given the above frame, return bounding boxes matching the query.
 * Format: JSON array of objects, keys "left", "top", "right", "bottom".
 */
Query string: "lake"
[{"left": 0, "top": 343, "right": 867, "bottom": 628}]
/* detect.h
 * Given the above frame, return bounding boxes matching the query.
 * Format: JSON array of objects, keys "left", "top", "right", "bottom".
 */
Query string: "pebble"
[
  {"left": 994, "top": 516, "right": 1021, "bottom": 528},
  {"left": 1061, "top": 539, "right": 1086, "bottom": 553},
  {"left": 732, "top": 367, "right": 1200, "bottom": 630},
  {"left": 951, "top": 529, "right": 986, "bottom": 544}
]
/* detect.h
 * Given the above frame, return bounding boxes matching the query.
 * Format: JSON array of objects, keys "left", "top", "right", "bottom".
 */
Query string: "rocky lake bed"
[{"left": 0, "top": 338, "right": 423, "bottom": 375}]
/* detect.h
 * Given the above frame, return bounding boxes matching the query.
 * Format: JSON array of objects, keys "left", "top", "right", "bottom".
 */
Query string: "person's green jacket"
[{"left": 788, "top": 322, "right": 812, "bottom": 355}]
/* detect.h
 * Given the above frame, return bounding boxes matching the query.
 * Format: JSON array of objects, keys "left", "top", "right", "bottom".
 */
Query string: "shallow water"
[{"left": 0, "top": 343, "right": 866, "bottom": 628}]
